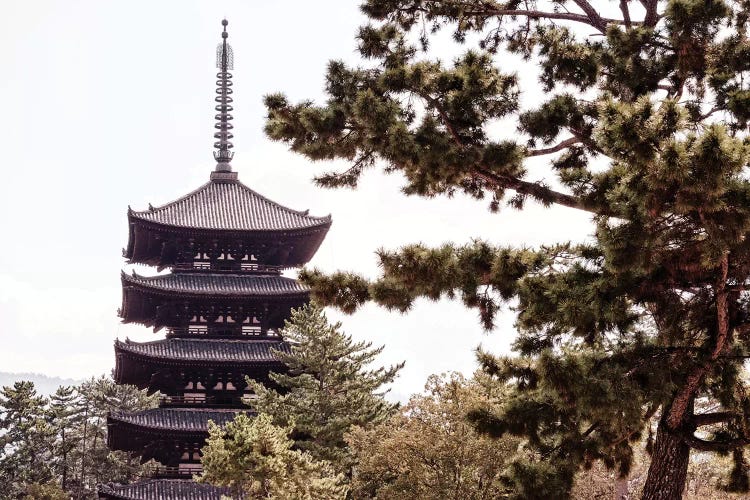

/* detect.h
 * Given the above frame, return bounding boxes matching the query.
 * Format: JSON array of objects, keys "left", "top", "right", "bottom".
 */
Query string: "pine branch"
[
  {"left": 416, "top": 90, "right": 589, "bottom": 213},
  {"left": 464, "top": 8, "right": 634, "bottom": 29},
  {"left": 683, "top": 434, "right": 750, "bottom": 452},
  {"left": 692, "top": 411, "right": 737, "bottom": 427}
]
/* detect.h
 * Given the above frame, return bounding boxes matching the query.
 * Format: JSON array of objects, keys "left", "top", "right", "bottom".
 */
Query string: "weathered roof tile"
[
  {"left": 130, "top": 180, "right": 331, "bottom": 231},
  {"left": 122, "top": 271, "right": 308, "bottom": 296},
  {"left": 98, "top": 479, "right": 229, "bottom": 499},
  {"left": 116, "top": 338, "right": 290, "bottom": 362},
  {"left": 109, "top": 408, "right": 241, "bottom": 432}
]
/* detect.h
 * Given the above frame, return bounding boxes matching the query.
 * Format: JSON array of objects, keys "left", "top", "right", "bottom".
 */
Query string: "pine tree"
[
  {"left": 0, "top": 377, "right": 156, "bottom": 499},
  {"left": 70, "top": 376, "right": 157, "bottom": 498},
  {"left": 48, "top": 385, "right": 81, "bottom": 492},
  {"left": 247, "top": 304, "right": 403, "bottom": 473},
  {"left": 198, "top": 413, "right": 348, "bottom": 499},
  {"left": 262, "top": 1, "right": 750, "bottom": 497},
  {"left": 0, "top": 381, "right": 55, "bottom": 498}
]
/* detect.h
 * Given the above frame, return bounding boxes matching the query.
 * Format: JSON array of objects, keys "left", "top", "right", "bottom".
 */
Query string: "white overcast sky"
[{"left": 0, "top": 0, "right": 594, "bottom": 401}]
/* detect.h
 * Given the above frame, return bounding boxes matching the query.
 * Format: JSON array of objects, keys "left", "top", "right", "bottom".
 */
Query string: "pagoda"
[{"left": 98, "top": 20, "right": 331, "bottom": 499}]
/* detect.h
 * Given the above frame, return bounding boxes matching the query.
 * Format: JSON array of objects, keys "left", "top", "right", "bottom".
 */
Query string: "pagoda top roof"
[
  {"left": 116, "top": 337, "right": 289, "bottom": 363},
  {"left": 129, "top": 179, "right": 331, "bottom": 232},
  {"left": 122, "top": 270, "right": 308, "bottom": 297},
  {"left": 98, "top": 480, "right": 229, "bottom": 500},
  {"left": 109, "top": 408, "right": 241, "bottom": 432}
]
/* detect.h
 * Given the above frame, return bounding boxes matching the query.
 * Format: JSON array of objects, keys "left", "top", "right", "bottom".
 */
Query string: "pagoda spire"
[{"left": 213, "top": 19, "right": 234, "bottom": 173}]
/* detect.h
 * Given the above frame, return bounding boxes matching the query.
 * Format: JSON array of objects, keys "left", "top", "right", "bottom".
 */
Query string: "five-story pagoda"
[{"left": 99, "top": 19, "right": 331, "bottom": 499}]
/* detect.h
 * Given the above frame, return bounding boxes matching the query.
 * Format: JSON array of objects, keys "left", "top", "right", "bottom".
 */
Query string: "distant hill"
[{"left": 0, "top": 372, "right": 83, "bottom": 396}]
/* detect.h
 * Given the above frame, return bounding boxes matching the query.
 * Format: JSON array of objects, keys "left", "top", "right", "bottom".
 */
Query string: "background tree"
[
  {"left": 571, "top": 426, "right": 746, "bottom": 499},
  {"left": 0, "top": 381, "right": 55, "bottom": 499},
  {"left": 199, "top": 412, "right": 348, "bottom": 499},
  {"left": 262, "top": 0, "right": 750, "bottom": 497},
  {"left": 248, "top": 304, "right": 403, "bottom": 474},
  {"left": 0, "top": 377, "right": 157, "bottom": 499},
  {"left": 347, "top": 371, "right": 519, "bottom": 499},
  {"left": 69, "top": 376, "right": 158, "bottom": 498},
  {"left": 49, "top": 385, "right": 81, "bottom": 492},
  {"left": 23, "top": 482, "right": 69, "bottom": 500}
]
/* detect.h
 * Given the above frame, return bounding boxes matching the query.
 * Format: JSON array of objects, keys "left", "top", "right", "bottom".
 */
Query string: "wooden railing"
[
  {"left": 166, "top": 326, "right": 273, "bottom": 337},
  {"left": 159, "top": 395, "right": 247, "bottom": 407},
  {"left": 148, "top": 465, "right": 203, "bottom": 478},
  {"left": 172, "top": 261, "right": 282, "bottom": 273}
]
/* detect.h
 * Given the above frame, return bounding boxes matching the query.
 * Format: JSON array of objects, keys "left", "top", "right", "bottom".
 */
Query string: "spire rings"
[
  {"left": 214, "top": 69, "right": 234, "bottom": 154},
  {"left": 212, "top": 19, "right": 235, "bottom": 172}
]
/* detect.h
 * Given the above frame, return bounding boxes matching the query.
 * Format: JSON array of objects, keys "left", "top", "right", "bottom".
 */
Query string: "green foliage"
[
  {"left": 49, "top": 385, "right": 80, "bottom": 492},
  {"left": 0, "top": 377, "right": 157, "bottom": 499},
  {"left": 247, "top": 304, "right": 403, "bottom": 473},
  {"left": 23, "top": 482, "right": 69, "bottom": 500},
  {"left": 199, "top": 413, "right": 348, "bottom": 499},
  {"left": 0, "top": 381, "right": 55, "bottom": 498},
  {"left": 68, "top": 376, "right": 158, "bottom": 497},
  {"left": 347, "top": 372, "right": 519, "bottom": 499},
  {"left": 265, "top": 0, "right": 750, "bottom": 497}
]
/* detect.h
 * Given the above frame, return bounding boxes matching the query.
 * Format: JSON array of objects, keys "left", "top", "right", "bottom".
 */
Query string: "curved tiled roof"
[
  {"left": 109, "top": 408, "right": 241, "bottom": 432},
  {"left": 129, "top": 180, "right": 331, "bottom": 231},
  {"left": 116, "top": 338, "right": 290, "bottom": 362},
  {"left": 98, "top": 479, "right": 229, "bottom": 500},
  {"left": 122, "top": 271, "right": 308, "bottom": 296}
]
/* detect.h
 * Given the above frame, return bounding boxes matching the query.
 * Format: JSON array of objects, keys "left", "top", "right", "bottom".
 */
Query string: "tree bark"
[{"left": 642, "top": 418, "right": 690, "bottom": 500}]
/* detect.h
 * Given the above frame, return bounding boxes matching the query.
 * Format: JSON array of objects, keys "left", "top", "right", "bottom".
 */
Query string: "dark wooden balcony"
[
  {"left": 165, "top": 325, "right": 278, "bottom": 338},
  {"left": 159, "top": 395, "right": 248, "bottom": 408}
]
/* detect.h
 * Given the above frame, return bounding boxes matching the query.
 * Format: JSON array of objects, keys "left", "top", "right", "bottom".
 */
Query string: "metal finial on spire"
[{"left": 213, "top": 19, "right": 234, "bottom": 173}]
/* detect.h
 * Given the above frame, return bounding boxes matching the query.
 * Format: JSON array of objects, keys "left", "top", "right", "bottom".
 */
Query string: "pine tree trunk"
[
  {"left": 641, "top": 419, "right": 690, "bottom": 500},
  {"left": 61, "top": 428, "right": 67, "bottom": 491}
]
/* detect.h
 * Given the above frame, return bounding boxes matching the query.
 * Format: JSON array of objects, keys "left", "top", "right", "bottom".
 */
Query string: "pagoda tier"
[
  {"left": 125, "top": 179, "right": 331, "bottom": 270},
  {"left": 114, "top": 338, "right": 288, "bottom": 395},
  {"left": 98, "top": 480, "right": 230, "bottom": 500},
  {"left": 107, "top": 408, "right": 242, "bottom": 466},
  {"left": 120, "top": 271, "right": 308, "bottom": 334}
]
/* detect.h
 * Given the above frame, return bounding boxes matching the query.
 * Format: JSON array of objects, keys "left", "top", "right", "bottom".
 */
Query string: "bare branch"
[
  {"left": 692, "top": 411, "right": 737, "bottom": 427},
  {"left": 473, "top": 167, "right": 585, "bottom": 211},
  {"left": 683, "top": 433, "right": 750, "bottom": 452},
  {"left": 642, "top": 0, "right": 659, "bottom": 26},
  {"left": 699, "top": 107, "right": 722, "bottom": 121},
  {"left": 571, "top": 0, "right": 609, "bottom": 32},
  {"left": 464, "top": 9, "right": 635, "bottom": 29},
  {"left": 527, "top": 137, "right": 580, "bottom": 157},
  {"left": 314, "top": 150, "right": 374, "bottom": 186},
  {"left": 619, "top": 0, "right": 632, "bottom": 29}
]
